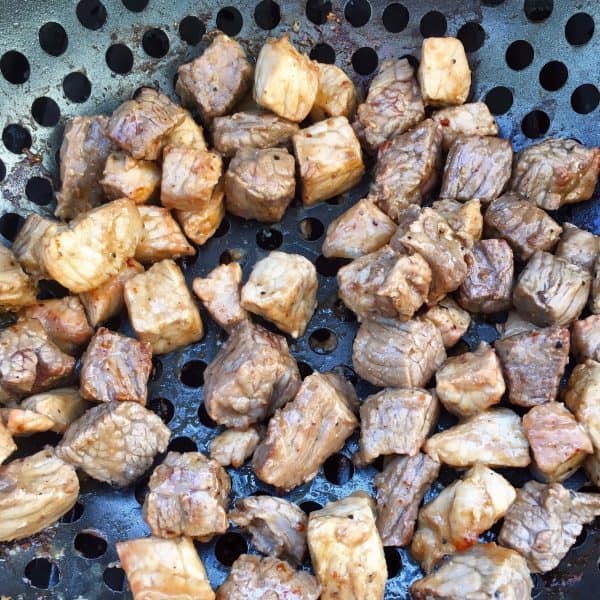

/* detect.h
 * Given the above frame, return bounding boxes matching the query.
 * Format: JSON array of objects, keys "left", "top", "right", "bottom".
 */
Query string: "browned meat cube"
[
  {"left": 108, "top": 88, "right": 184, "bottom": 160},
  {"left": 555, "top": 223, "right": 599, "bottom": 272},
  {"left": 353, "top": 318, "right": 446, "bottom": 388},
  {"left": 175, "top": 182, "right": 225, "bottom": 246},
  {"left": 57, "top": 401, "right": 170, "bottom": 486},
  {"left": 500, "top": 310, "right": 541, "bottom": 338},
  {"left": 165, "top": 111, "right": 207, "bottom": 149},
  {"left": 310, "top": 62, "right": 358, "bottom": 121},
  {"left": 495, "top": 326, "right": 569, "bottom": 407},
  {"left": 513, "top": 251, "right": 591, "bottom": 327},
  {"left": 564, "top": 360, "right": 600, "bottom": 452},
  {"left": 0, "top": 407, "right": 56, "bottom": 437},
  {"left": 0, "top": 246, "right": 37, "bottom": 312},
  {"left": 100, "top": 151, "right": 161, "bottom": 204},
  {"left": 420, "top": 297, "right": 471, "bottom": 349},
  {"left": 0, "top": 421, "right": 16, "bottom": 463},
  {"left": 209, "top": 427, "right": 260, "bottom": 468},
  {"left": 510, "top": 138, "right": 600, "bottom": 210},
  {"left": 354, "top": 58, "right": 424, "bottom": 154},
  {"left": 591, "top": 256, "right": 600, "bottom": 314},
  {"left": 252, "top": 372, "right": 358, "bottom": 491},
  {"left": 498, "top": 481, "right": 600, "bottom": 572},
  {"left": 176, "top": 33, "right": 253, "bottom": 120},
  {"left": 432, "top": 102, "right": 498, "bottom": 151},
  {"left": 571, "top": 315, "right": 600, "bottom": 361},
  {"left": 432, "top": 198, "right": 483, "bottom": 248},
  {"left": 224, "top": 147, "right": 295, "bottom": 222}
]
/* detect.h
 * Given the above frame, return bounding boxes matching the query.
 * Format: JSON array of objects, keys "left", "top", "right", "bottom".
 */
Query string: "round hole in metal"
[
  {"left": 565, "top": 13, "right": 594, "bottom": 46},
  {"left": 2, "top": 124, "right": 31, "bottom": 154},
  {"left": 0, "top": 159, "right": 5, "bottom": 183},
  {"left": 148, "top": 397, "right": 174, "bottom": 424},
  {"left": 539, "top": 60, "right": 568, "bottom": 91},
  {"left": 60, "top": 501, "right": 84, "bottom": 523},
  {"left": 103, "top": 566, "right": 126, "bottom": 592},
  {"left": 255, "top": 0, "right": 281, "bottom": 30},
  {"left": 37, "top": 280, "right": 70, "bottom": 301},
  {"left": 31, "top": 97, "right": 60, "bottom": 127},
  {"left": 179, "top": 16, "right": 206, "bottom": 45},
  {"left": 0, "top": 50, "right": 30, "bottom": 84},
  {"left": 39, "top": 22, "right": 68, "bottom": 56},
  {"left": 24, "top": 558, "right": 61, "bottom": 589},
  {"left": 571, "top": 84, "right": 599, "bottom": 115},
  {"left": 76, "top": 0, "right": 107, "bottom": 31},
  {"left": 256, "top": 227, "right": 283, "bottom": 250},
  {"left": 198, "top": 403, "right": 218, "bottom": 428},
  {"left": 300, "top": 500, "right": 323, "bottom": 514},
  {"left": 134, "top": 476, "right": 149, "bottom": 505},
  {"left": 215, "top": 532, "right": 247, "bottom": 566},
  {"left": 306, "top": 0, "right": 332, "bottom": 25},
  {"left": 345, "top": 0, "right": 371, "bottom": 27},
  {"left": 316, "top": 255, "right": 350, "bottom": 277},
  {"left": 180, "top": 360, "right": 207, "bottom": 388},
  {"left": 26, "top": 176, "right": 54, "bottom": 206},
  {"left": 309, "top": 328, "right": 338, "bottom": 354},
  {"left": 351, "top": 47, "right": 378, "bottom": 75},
  {"left": 74, "top": 531, "right": 107, "bottom": 559},
  {"left": 297, "top": 361, "right": 314, "bottom": 379},
  {"left": 216, "top": 7, "right": 243, "bottom": 36},
  {"left": 142, "top": 28, "right": 169, "bottom": 58},
  {"left": 382, "top": 3, "right": 409, "bottom": 33},
  {"left": 505, "top": 40, "right": 534, "bottom": 70},
  {"left": 323, "top": 453, "right": 354, "bottom": 485},
  {"left": 420, "top": 10, "right": 447, "bottom": 37},
  {"left": 524, "top": 0, "right": 553, "bottom": 23},
  {"left": 373, "top": 455, "right": 385, "bottom": 472},
  {"left": 485, "top": 86, "right": 513, "bottom": 115},
  {"left": 298, "top": 218, "right": 324, "bottom": 241},
  {"left": 103, "top": 313, "right": 122, "bottom": 331},
  {"left": 0, "top": 212, "right": 24, "bottom": 241},
  {"left": 168, "top": 436, "right": 198, "bottom": 453},
  {"left": 150, "top": 357, "right": 163, "bottom": 381},
  {"left": 106, "top": 43, "right": 134, "bottom": 74},
  {"left": 521, "top": 109, "right": 550, "bottom": 138},
  {"left": 457, "top": 22, "right": 485, "bottom": 52},
  {"left": 63, "top": 72, "right": 91, "bottom": 103},
  {"left": 384, "top": 547, "right": 403, "bottom": 578},
  {"left": 310, "top": 43, "right": 335, "bottom": 64},
  {"left": 122, "top": 0, "right": 148, "bottom": 11}
]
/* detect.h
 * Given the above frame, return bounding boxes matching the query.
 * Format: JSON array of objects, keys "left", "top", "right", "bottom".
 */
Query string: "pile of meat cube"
[{"left": 1, "top": 29, "right": 599, "bottom": 600}]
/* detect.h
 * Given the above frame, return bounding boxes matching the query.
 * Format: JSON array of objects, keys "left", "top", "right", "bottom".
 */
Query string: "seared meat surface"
[
  {"left": 165, "top": 111, "right": 206, "bottom": 149},
  {"left": 555, "top": 222, "right": 599, "bottom": 272},
  {"left": 420, "top": 297, "right": 471, "bottom": 348},
  {"left": 100, "top": 151, "right": 160, "bottom": 204},
  {"left": 310, "top": 62, "right": 358, "bottom": 121},
  {"left": 175, "top": 183, "right": 225, "bottom": 246},
  {"left": 571, "top": 315, "right": 600, "bottom": 361},
  {"left": 210, "top": 428, "right": 260, "bottom": 468},
  {"left": 19, "top": 387, "right": 90, "bottom": 433},
  {"left": 432, "top": 198, "right": 482, "bottom": 248},
  {"left": 0, "top": 246, "right": 37, "bottom": 312},
  {"left": 564, "top": 360, "right": 600, "bottom": 452},
  {"left": 432, "top": 102, "right": 498, "bottom": 150},
  {"left": 0, "top": 420, "right": 15, "bottom": 463}
]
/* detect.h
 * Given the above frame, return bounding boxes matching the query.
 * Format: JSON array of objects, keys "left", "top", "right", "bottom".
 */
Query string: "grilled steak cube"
[
  {"left": 571, "top": 315, "right": 600, "bottom": 361},
  {"left": 209, "top": 427, "right": 260, "bottom": 468},
  {"left": 165, "top": 111, "right": 207, "bottom": 149},
  {"left": 100, "top": 151, "right": 160, "bottom": 204},
  {"left": 0, "top": 246, "right": 37, "bottom": 312},
  {"left": 420, "top": 297, "right": 471, "bottom": 349},
  {"left": 432, "top": 198, "right": 482, "bottom": 248},
  {"left": 310, "top": 62, "right": 358, "bottom": 121},
  {"left": 555, "top": 222, "right": 599, "bottom": 272},
  {"left": 175, "top": 182, "right": 225, "bottom": 246},
  {"left": 432, "top": 102, "right": 498, "bottom": 151}
]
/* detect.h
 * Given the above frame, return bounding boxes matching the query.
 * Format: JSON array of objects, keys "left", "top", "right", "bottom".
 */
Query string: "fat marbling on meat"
[
  {"left": 432, "top": 102, "right": 498, "bottom": 150},
  {"left": 571, "top": 315, "right": 600, "bottom": 361},
  {"left": 0, "top": 246, "right": 37, "bottom": 312}
]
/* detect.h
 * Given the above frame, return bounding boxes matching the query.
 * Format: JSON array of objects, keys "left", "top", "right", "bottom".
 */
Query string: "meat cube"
[
  {"left": 193, "top": 263, "right": 248, "bottom": 332},
  {"left": 143, "top": 451, "right": 230, "bottom": 540},
  {"left": 458, "top": 239, "right": 514, "bottom": 313},
  {"left": 209, "top": 427, "right": 260, "bottom": 468},
  {"left": 56, "top": 115, "right": 116, "bottom": 219},
  {"left": 322, "top": 198, "right": 396, "bottom": 259},
  {"left": 500, "top": 311, "right": 541, "bottom": 338},
  {"left": 411, "top": 464, "right": 516, "bottom": 572},
  {"left": 124, "top": 259, "right": 203, "bottom": 354},
  {"left": 164, "top": 111, "right": 207, "bottom": 149},
  {"left": 353, "top": 58, "right": 424, "bottom": 154},
  {"left": 216, "top": 554, "right": 319, "bottom": 600},
  {"left": 100, "top": 151, "right": 161, "bottom": 204},
  {"left": 510, "top": 138, "right": 600, "bottom": 210},
  {"left": 410, "top": 543, "right": 532, "bottom": 600},
  {"left": 203, "top": 320, "right": 300, "bottom": 429},
  {"left": 555, "top": 222, "right": 599, "bottom": 272},
  {"left": 571, "top": 315, "right": 600, "bottom": 361},
  {"left": 254, "top": 35, "right": 318, "bottom": 122},
  {"left": 252, "top": 372, "right": 358, "bottom": 491},
  {"left": 0, "top": 245, "right": 37, "bottom": 312},
  {"left": 564, "top": 360, "right": 600, "bottom": 452},
  {"left": 498, "top": 481, "right": 600, "bottom": 572},
  {"left": 307, "top": 493, "right": 387, "bottom": 600},
  {"left": 591, "top": 256, "right": 600, "bottom": 314},
  {"left": 374, "top": 453, "right": 440, "bottom": 547},
  {"left": 369, "top": 120, "right": 443, "bottom": 221},
  {"left": 432, "top": 102, "right": 499, "bottom": 151},
  {"left": 432, "top": 198, "right": 483, "bottom": 248},
  {"left": 117, "top": 537, "right": 214, "bottom": 600},
  {"left": 224, "top": 147, "right": 295, "bottom": 222},
  {"left": 176, "top": 33, "right": 253, "bottom": 120},
  {"left": 0, "top": 448, "right": 79, "bottom": 542},
  {"left": 353, "top": 318, "right": 446, "bottom": 388},
  {"left": 175, "top": 182, "right": 225, "bottom": 246},
  {"left": 420, "top": 297, "right": 471, "bottom": 348},
  {"left": 0, "top": 421, "right": 16, "bottom": 463},
  {"left": 229, "top": 496, "right": 308, "bottom": 565},
  {"left": 424, "top": 408, "right": 530, "bottom": 468},
  {"left": 513, "top": 251, "right": 591, "bottom": 327},
  {"left": 0, "top": 407, "right": 56, "bottom": 436},
  {"left": 418, "top": 37, "right": 471, "bottom": 107},
  {"left": 495, "top": 326, "right": 570, "bottom": 407},
  {"left": 240, "top": 251, "right": 317, "bottom": 338},
  {"left": 108, "top": 87, "right": 184, "bottom": 160},
  {"left": 42, "top": 198, "right": 143, "bottom": 293},
  {"left": 56, "top": 401, "right": 170, "bottom": 486},
  {"left": 310, "top": 62, "right": 358, "bottom": 121},
  {"left": 293, "top": 116, "right": 364, "bottom": 206},
  {"left": 20, "top": 387, "right": 90, "bottom": 433}
]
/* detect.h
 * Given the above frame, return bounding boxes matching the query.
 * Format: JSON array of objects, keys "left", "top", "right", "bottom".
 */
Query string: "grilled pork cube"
[
  {"left": 458, "top": 239, "right": 514, "bottom": 313},
  {"left": 57, "top": 401, "right": 170, "bottom": 486},
  {"left": 175, "top": 182, "right": 225, "bottom": 246},
  {"left": 224, "top": 147, "right": 295, "bottom": 222},
  {"left": 0, "top": 420, "right": 15, "bottom": 463},
  {"left": 369, "top": 120, "right": 443, "bottom": 221},
  {"left": 230, "top": 496, "right": 308, "bottom": 566},
  {"left": 432, "top": 198, "right": 482, "bottom": 248},
  {"left": 513, "top": 251, "right": 591, "bottom": 327},
  {"left": 165, "top": 111, "right": 207, "bottom": 149},
  {"left": 410, "top": 543, "right": 532, "bottom": 600},
  {"left": 432, "top": 102, "right": 498, "bottom": 151},
  {"left": 498, "top": 481, "right": 600, "bottom": 572},
  {"left": 293, "top": 116, "right": 364, "bottom": 206},
  {"left": 555, "top": 223, "right": 599, "bottom": 272},
  {"left": 353, "top": 317, "right": 446, "bottom": 388},
  {"left": 55, "top": 115, "right": 115, "bottom": 219},
  {"left": 354, "top": 58, "right": 424, "bottom": 154},
  {"left": 310, "top": 63, "right": 358, "bottom": 121},
  {"left": 308, "top": 493, "right": 386, "bottom": 600},
  {"left": 500, "top": 311, "right": 541, "bottom": 338},
  {"left": 1, "top": 407, "right": 56, "bottom": 437},
  {"left": 203, "top": 320, "right": 300, "bottom": 429},
  {"left": 176, "top": 33, "right": 253, "bottom": 121},
  {"left": 564, "top": 360, "right": 600, "bottom": 452},
  {"left": 591, "top": 256, "right": 600, "bottom": 314},
  {"left": 117, "top": 537, "right": 215, "bottom": 600},
  {"left": 124, "top": 259, "right": 203, "bottom": 354},
  {"left": 252, "top": 372, "right": 358, "bottom": 491},
  {"left": 42, "top": 198, "right": 143, "bottom": 293},
  {"left": 108, "top": 87, "right": 184, "bottom": 160},
  {"left": 19, "top": 387, "right": 90, "bottom": 433},
  {"left": 254, "top": 35, "right": 318, "bottom": 122},
  {"left": 0, "top": 246, "right": 37, "bottom": 312},
  {"left": 425, "top": 408, "right": 530, "bottom": 468},
  {"left": 100, "top": 151, "right": 161, "bottom": 204},
  {"left": 193, "top": 263, "right": 248, "bottom": 332},
  {"left": 411, "top": 464, "right": 516, "bottom": 573},
  {"left": 510, "top": 138, "right": 600, "bottom": 210},
  {"left": 209, "top": 427, "right": 260, "bottom": 468},
  {"left": 420, "top": 297, "right": 471, "bottom": 349},
  {"left": 241, "top": 251, "right": 317, "bottom": 338},
  {"left": 0, "top": 448, "right": 79, "bottom": 542},
  {"left": 571, "top": 315, "right": 600, "bottom": 361}
]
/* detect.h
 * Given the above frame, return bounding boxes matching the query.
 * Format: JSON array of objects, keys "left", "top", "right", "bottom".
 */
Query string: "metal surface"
[{"left": 0, "top": 0, "right": 599, "bottom": 598}]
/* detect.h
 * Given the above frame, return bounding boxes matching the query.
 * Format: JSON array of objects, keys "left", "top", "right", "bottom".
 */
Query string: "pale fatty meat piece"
[
  {"left": 420, "top": 297, "right": 471, "bottom": 349},
  {"left": 499, "top": 311, "right": 541, "bottom": 338},
  {"left": 209, "top": 427, "right": 260, "bottom": 468},
  {"left": 374, "top": 452, "right": 440, "bottom": 547},
  {"left": 432, "top": 198, "right": 483, "bottom": 248},
  {"left": 20, "top": 387, "right": 90, "bottom": 433},
  {"left": 124, "top": 259, "right": 203, "bottom": 354},
  {"left": 203, "top": 320, "right": 300, "bottom": 429},
  {"left": 224, "top": 147, "right": 295, "bottom": 222},
  {"left": 241, "top": 251, "right": 317, "bottom": 338},
  {"left": 510, "top": 138, "right": 600, "bottom": 210},
  {"left": 432, "top": 102, "right": 499, "bottom": 151},
  {"left": 424, "top": 408, "right": 530, "bottom": 468},
  {"left": 555, "top": 222, "right": 599, "bottom": 272},
  {"left": 42, "top": 198, "right": 143, "bottom": 293},
  {"left": 143, "top": 451, "right": 230, "bottom": 540},
  {"left": 498, "top": 480, "right": 600, "bottom": 572},
  {"left": 353, "top": 58, "right": 425, "bottom": 154},
  {"left": 495, "top": 327, "right": 570, "bottom": 407},
  {"left": 591, "top": 256, "right": 600, "bottom": 313},
  {"left": 0, "top": 447, "right": 79, "bottom": 542},
  {"left": 253, "top": 35, "right": 318, "bottom": 122},
  {"left": 310, "top": 62, "right": 358, "bottom": 121},
  {"left": 0, "top": 408, "right": 55, "bottom": 436},
  {"left": 307, "top": 492, "right": 387, "bottom": 600},
  {"left": 564, "top": 360, "right": 600, "bottom": 452},
  {"left": 252, "top": 372, "right": 358, "bottom": 491},
  {"left": 353, "top": 317, "right": 446, "bottom": 388},
  {"left": 229, "top": 496, "right": 308, "bottom": 566},
  {"left": 0, "top": 245, "right": 37, "bottom": 311},
  {"left": 410, "top": 542, "right": 532, "bottom": 600},
  {"left": 55, "top": 115, "right": 116, "bottom": 219},
  {"left": 571, "top": 315, "right": 600, "bottom": 361},
  {"left": 108, "top": 87, "right": 184, "bottom": 160},
  {"left": 175, "top": 182, "right": 225, "bottom": 246},
  {"left": 411, "top": 464, "right": 516, "bottom": 573},
  {"left": 176, "top": 33, "right": 253, "bottom": 120},
  {"left": 0, "top": 420, "right": 16, "bottom": 463},
  {"left": 100, "top": 151, "right": 161, "bottom": 204},
  {"left": 117, "top": 536, "right": 215, "bottom": 600},
  {"left": 56, "top": 401, "right": 170, "bottom": 487},
  {"left": 165, "top": 111, "right": 207, "bottom": 149},
  {"left": 513, "top": 251, "right": 591, "bottom": 327}
]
